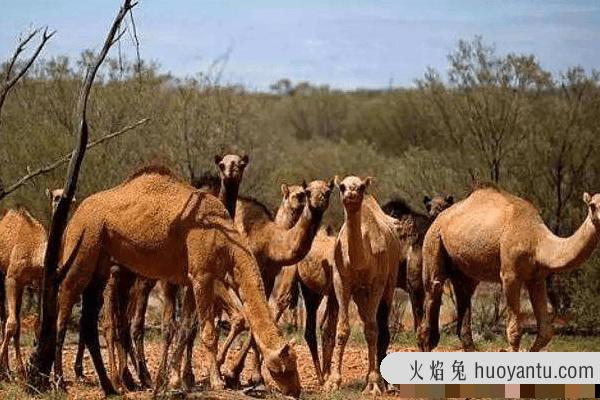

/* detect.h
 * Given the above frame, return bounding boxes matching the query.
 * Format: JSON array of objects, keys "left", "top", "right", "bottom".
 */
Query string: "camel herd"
[{"left": 0, "top": 153, "right": 598, "bottom": 397}]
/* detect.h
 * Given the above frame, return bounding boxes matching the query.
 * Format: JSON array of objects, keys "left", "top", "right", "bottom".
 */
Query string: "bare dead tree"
[
  {"left": 0, "top": 28, "right": 55, "bottom": 125},
  {"left": 26, "top": 0, "right": 137, "bottom": 393},
  {"left": 0, "top": 117, "right": 149, "bottom": 201}
]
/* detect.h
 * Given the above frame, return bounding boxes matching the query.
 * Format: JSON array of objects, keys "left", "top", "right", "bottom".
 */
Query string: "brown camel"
[
  {"left": 0, "top": 209, "right": 45, "bottom": 377},
  {"left": 382, "top": 194, "right": 454, "bottom": 331},
  {"left": 223, "top": 179, "right": 333, "bottom": 386},
  {"left": 0, "top": 189, "right": 74, "bottom": 377},
  {"left": 91, "top": 154, "right": 251, "bottom": 391},
  {"left": 418, "top": 185, "right": 600, "bottom": 353},
  {"left": 325, "top": 176, "right": 400, "bottom": 395},
  {"left": 54, "top": 167, "right": 301, "bottom": 397}
]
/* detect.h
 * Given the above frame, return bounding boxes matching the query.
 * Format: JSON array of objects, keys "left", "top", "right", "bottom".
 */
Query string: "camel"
[
  {"left": 54, "top": 167, "right": 301, "bottom": 397},
  {"left": 382, "top": 194, "right": 454, "bottom": 330},
  {"left": 0, "top": 209, "right": 45, "bottom": 377},
  {"left": 418, "top": 184, "right": 600, "bottom": 353},
  {"left": 87, "top": 154, "right": 251, "bottom": 391},
  {"left": 0, "top": 189, "right": 74, "bottom": 377},
  {"left": 224, "top": 179, "right": 333, "bottom": 385},
  {"left": 325, "top": 176, "right": 400, "bottom": 395},
  {"left": 170, "top": 175, "right": 332, "bottom": 388}
]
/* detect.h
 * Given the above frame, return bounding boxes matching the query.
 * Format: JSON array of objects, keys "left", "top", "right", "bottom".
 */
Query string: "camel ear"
[
  {"left": 423, "top": 195, "right": 431, "bottom": 205},
  {"left": 445, "top": 195, "right": 454, "bottom": 205},
  {"left": 363, "top": 176, "right": 373, "bottom": 189},
  {"left": 72, "top": 196, "right": 77, "bottom": 204},
  {"left": 214, "top": 154, "right": 223, "bottom": 165},
  {"left": 241, "top": 154, "right": 249, "bottom": 166},
  {"left": 281, "top": 183, "right": 289, "bottom": 198},
  {"left": 45, "top": 188, "right": 51, "bottom": 199},
  {"left": 302, "top": 180, "right": 308, "bottom": 190},
  {"left": 583, "top": 192, "right": 592, "bottom": 205},
  {"left": 328, "top": 179, "right": 335, "bottom": 191},
  {"left": 334, "top": 175, "right": 341, "bottom": 187}
]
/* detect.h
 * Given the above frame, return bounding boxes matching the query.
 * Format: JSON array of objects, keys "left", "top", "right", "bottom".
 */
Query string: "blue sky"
[{"left": 1, "top": 0, "right": 599, "bottom": 90}]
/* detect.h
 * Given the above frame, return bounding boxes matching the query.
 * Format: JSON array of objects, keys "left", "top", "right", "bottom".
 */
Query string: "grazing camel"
[
  {"left": 54, "top": 167, "right": 301, "bottom": 397},
  {"left": 224, "top": 179, "right": 333, "bottom": 385},
  {"left": 0, "top": 189, "right": 74, "bottom": 377},
  {"left": 418, "top": 184, "right": 600, "bottom": 353},
  {"left": 382, "top": 194, "right": 454, "bottom": 331},
  {"left": 325, "top": 176, "right": 400, "bottom": 395}
]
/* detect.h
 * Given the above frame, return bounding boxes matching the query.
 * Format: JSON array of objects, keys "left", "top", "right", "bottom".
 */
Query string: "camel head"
[
  {"left": 264, "top": 340, "right": 301, "bottom": 397},
  {"left": 583, "top": 192, "right": 600, "bottom": 227},
  {"left": 281, "top": 183, "right": 306, "bottom": 214},
  {"left": 214, "top": 154, "right": 249, "bottom": 183},
  {"left": 303, "top": 179, "right": 334, "bottom": 212},
  {"left": 335, "top": 175, "right": 372, "bottom": 212},
  {"left": 424, "top": 194, "right": 454, "bottom": 218},
  {"left": 45, "top": 188, "right": 76, "bottom": 214}
]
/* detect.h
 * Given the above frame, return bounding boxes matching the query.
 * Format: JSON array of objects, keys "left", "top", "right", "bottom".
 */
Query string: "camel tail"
[{"left": 56, "top": 231, "right": 85, "bottom": 285}]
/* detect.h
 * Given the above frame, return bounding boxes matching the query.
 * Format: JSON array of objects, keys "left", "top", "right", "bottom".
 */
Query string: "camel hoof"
[
  {"left": 324, "top": 376, "right": 341, "bottom": 392},
  {"left": 210, "top": 376, "right": 225, "bottom": 391},
  {"left": 362, "top": 382, "right": 384, "bottom": 396}
]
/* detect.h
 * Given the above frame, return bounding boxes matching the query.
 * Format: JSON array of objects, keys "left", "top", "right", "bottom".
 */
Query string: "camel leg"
[
  {"left": 355, "top": 292, "right": 385, "bottom": 396},
  {"left": 223, "top": 331, "right": 252, "bottom": 386},
  {"left": 216, "top": 312, "right": 245, "bottom": 368},
  {"left": 406, "top": 245, "right": 425, "bottom": 331},
  {"left": 449, "top": 271, "right": 478, "bottom": 351},
  {"left": 79, "top": 252, "right": 117, "bottom": 395},
  {"left": 299, "top": 282, "right": 324, "bottom": 385},
  {"left": 102, "top": 270, "right": 119, "bottom": 388},
  {"left": 501, "top": 274, "right": 522, "bottom": 352},
  {"left": 321, "top": 293, "right": 338, "bottom": 381},
  {"left": 12, "top": 283, "right": 24, "bottom": 378},
  {"left": 527, "top": 279, "right": 553, "bottom": 352},
  {"left": 129, "top": 277, "right": 156, "bottom": 388},
  {"left": 192, "top": 273, "right": 225, "bottom": 391},
  {"left": 0, "top": 277, "right": 22, "bottom": 377},
  {"left": 110, "top": 266, "right": 137, "bottom": 391},
  {"left": 0, "top": 272, "right": 7, "bottom": 370},
  {"left": 182, "top": 320, "right": 197, "bottom": 389},
  {"left": 418, "top": 230, "right": 447, "bottom": 351},
  {"left": 56, "top": 292, "right": 82, "bottom": 388},
  {"left": 73, "top": 327, "right": 86, "bottom": 380},
  {"left": 324, "top": 271, "right": 350, "bottom": 393},
  {"left": 153, "top": 281, "right": 178, "bottom": 393}
]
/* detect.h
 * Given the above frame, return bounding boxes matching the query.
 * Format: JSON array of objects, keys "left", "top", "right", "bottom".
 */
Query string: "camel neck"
[
  {"left": 344, "top": 206, "right": 365, "bottom": 265},
  {"left": 219, "top": 179, "right": 239, "bottom": 219},
  {"left": 267, "top": 204, "right": 323, "bottom": 266},
  {"left": 537, "top": 214, "right": 600, "bottom": 272},
  {"left": 275, "top": 202, "right": 301, "bottom": 229}
]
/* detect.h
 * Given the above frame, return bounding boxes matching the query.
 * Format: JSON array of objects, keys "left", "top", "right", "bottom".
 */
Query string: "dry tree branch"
[
  {"left": 26, "top": 0, "right": 137, "bottom": 393},
  {"left": 0, "top": 118, "right": 149, "bottom": 201},
  {"left": 0, "top": 27, "right": 56, "bottom": 124}
]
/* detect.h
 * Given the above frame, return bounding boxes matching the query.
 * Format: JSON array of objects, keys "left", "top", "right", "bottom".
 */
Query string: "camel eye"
[
  {"left": 304, "top": 190, "right": 311, "bottom": 198},
  {"left": 296, "top": 192, "right": 305, "bottom": 202},
  {"left": 339, "top": 184, "right": 346, "bottom": 192},
  {"left": 359, "top": 184, "right": 366, "bottom": 192},
  {"left": 219, "top": 163, "right": 225, "bottom": 171}
]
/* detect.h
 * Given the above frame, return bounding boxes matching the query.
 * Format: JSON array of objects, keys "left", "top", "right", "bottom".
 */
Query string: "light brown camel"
[
  {"left": 0, "top": 189, "right": 74, "bottom": 377},
  {"left": 418, "top": 185, "right": 600, "bottom": 353},
  {"left": 223, "top": 179, "right": 333, "bottom": 386},
  {"left": 325, "top": 176, "right": 400, "bottom": 395},
  {"left": 54, "top": 167, "right": 301, "bottom": 397},
  {"left": 93, "top": 154, "right": 251, "bottom": 391},
  {"left": 0, "top": 209, "right": 45, "bottom": 377}
]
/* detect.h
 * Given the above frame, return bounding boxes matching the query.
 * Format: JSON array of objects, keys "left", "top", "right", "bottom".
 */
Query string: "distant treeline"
[{"left": 1, "top": 37, "right": 599, "bottom": 326}]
